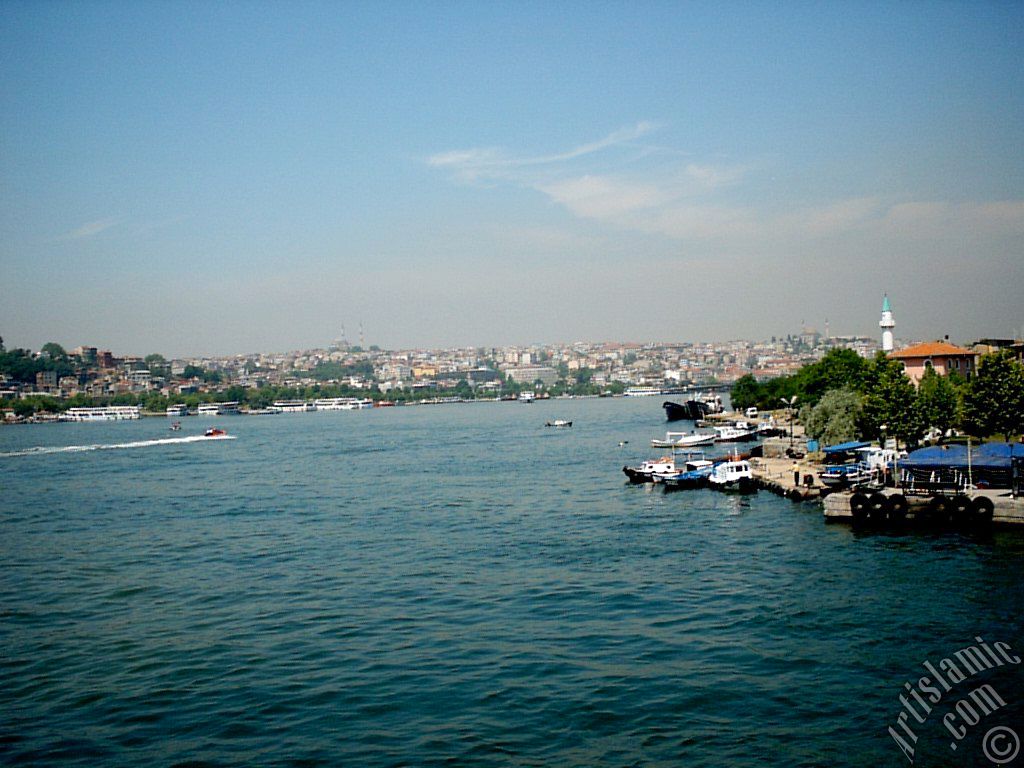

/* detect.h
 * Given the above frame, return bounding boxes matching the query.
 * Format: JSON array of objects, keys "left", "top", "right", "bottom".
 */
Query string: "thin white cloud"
[
  {"left": 538, "top": 175, "right": 668, "bottom": 218},
  {"left": 62, "top": 218, "right": 118, "bottom": 240},
  {"left": 426, "top": 121, "right": 660, "bottom": 178}
]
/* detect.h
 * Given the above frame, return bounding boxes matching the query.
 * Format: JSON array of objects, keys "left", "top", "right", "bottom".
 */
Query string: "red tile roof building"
[{"left": 890, "top": 341, "right": 975, "bottom": 385}]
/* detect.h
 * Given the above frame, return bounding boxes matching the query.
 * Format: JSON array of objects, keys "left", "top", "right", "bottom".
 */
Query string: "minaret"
[{"left": 880, "top": 295, "right": 895, "bottom": 352}]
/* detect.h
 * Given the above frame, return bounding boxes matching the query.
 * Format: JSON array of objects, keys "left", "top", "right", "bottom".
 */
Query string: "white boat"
[
  {"left": 625, "top": 386, "right": 662, "bottom": 397},
  {"left": 273, "top": 400, "right": 315, "bottom": 413},
  {"left": 708, "top": 458, "right": 756, "bottom": 492},
  {"left": 623, "top": 454, "right": 679, "bottom": 483},
  {"left": 197, "top": 401, "right": 240, "bottom": 417},
  {"left": 519, "top": 391, "right": 536, "bottom": 403},
  {"left": 166, "top": 403, "right": 189, "bottom": 417},
  {"left": 545, "top": 419, "right": 573, "bottom": 427},
  {"left": 651, "top": 430, "right": 716, "bottom": 448},
  {"left": 314, "top": 397, "right": 373, "bottom": 410},
  {"left": 62, "top": 406, "right": 140, "bottom": 422},
  {"left": 712, "top": 423, "right": 758, "bottom": 442}
]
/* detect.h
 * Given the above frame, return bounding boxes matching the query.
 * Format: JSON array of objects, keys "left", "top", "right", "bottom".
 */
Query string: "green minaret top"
[{"left": 882, "top": 294, "right": 891, "bottom": 313}]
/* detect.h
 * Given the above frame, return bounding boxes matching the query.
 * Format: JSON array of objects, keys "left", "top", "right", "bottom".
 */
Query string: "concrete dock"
[{"left": 822, "top": 487, "right": 1024, "bottom": 526}]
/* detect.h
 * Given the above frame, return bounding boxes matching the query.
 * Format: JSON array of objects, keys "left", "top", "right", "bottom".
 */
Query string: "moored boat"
[
  {"left": 712, "top": 423, "right": 758, "bottom": 442},
  {"left": 651, "top": 430, "right": 715, "bottom": 448},
  {"left": 62, "top": 406, "right": 141, "bottom": 422},
  {"left": 623, "top": 455, "right": 677, "bottom": 484},
  {"left": 662, "top": 454, "right": 718, "bottom": 490},
  {"left": 708, "top": 458, "right": 757, "bottom": 492},
  {"left": 663, "top": 394, "right": 723, "bottom": 422}
]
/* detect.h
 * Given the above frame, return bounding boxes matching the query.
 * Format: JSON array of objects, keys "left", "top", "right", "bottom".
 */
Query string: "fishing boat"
[
  {"left": 819, "top": 462, "right": 874, "bottom": 489},
  {"left": 623, "top": 455, "right": 678, "bottom": 484},
  {"left": 712, "top": 423, "right": 758, "bottom": 442},
  {"left": 545, "top": 419, "right": 572, "bottom": 427},
  {"left": 651, "top": 430, "right": 715, "bottom": 448},
  {"left": 661, "top": 454, "right": 718, "bottom": 490},
  {"left": 708, "top": 457, "right": 756, "bottom": 492}
]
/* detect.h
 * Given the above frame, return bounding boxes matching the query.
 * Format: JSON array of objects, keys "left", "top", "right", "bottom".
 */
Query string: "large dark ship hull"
[{"left": 663, "top": 400, "right": 710, "bottom": 422}]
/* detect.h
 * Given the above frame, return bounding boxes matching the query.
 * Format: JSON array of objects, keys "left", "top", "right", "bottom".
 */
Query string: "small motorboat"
[
  {"left": 708, "top": 458, "right": 757, "bottom": 493},
  {"left": 623, "top": 455, "right": 677, "bottom": 484},
  {"left": 169, "top": 421, "right": 182, "bottom": 431},
  {"left": 651, "top": 430, "right": 715, "bottom": 448},
  {"left": 819, "top": 462, "right": 874, "bottom": 489},
  {"left": 204, "top": 427, "right": 228, "bottom": 438},
  {"left": 545, "top": 419, "right": 572, "bottom": 428}
]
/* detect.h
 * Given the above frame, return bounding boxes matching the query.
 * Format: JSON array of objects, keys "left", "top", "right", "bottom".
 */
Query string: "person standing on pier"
[{"left": 791, "top": 462, "right": 800, "bottom": 486}]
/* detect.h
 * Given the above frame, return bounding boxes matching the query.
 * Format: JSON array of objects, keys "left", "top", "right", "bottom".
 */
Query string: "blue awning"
[
  {"left": 822, "top": 441, "right": 871, "bottom": 454},
  {"left": 900, "top": 442, "right": 1024, "bottom": 470}
]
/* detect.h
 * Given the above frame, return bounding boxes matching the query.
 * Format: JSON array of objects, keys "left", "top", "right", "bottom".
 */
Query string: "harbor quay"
[{"left": 742, "top": 433, "right": 1024, "bottom": 527}]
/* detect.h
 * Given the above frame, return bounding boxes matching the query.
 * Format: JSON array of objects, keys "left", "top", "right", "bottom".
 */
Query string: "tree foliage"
[
  {"left": 801, "top": 388, "right": 862, "bottom": 446},
  {"left": 960, "top": 351, "right": 1024, "bottom": 439},
  {"left": 916, "top": 366, "right": 960, "bottom": 437},
  {"left": 859, "top": 354, "right": 923, "bottom": 444}
]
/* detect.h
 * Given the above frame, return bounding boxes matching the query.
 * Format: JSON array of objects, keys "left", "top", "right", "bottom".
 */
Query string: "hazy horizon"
[{"left": 3, "top": 3, "right": 1022, "bottom": 358}]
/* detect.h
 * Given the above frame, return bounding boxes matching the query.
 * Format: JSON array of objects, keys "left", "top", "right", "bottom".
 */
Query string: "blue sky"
[{"left": 2, "top": 1, "right": 1022, "bottom": 356}]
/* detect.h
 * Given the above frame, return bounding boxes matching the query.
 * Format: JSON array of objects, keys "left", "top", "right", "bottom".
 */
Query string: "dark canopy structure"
[{"left": 899, "top": 442, "right": 1024, "bottom": 490}]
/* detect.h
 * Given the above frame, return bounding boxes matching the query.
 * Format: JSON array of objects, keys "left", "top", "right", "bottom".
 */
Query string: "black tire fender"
[
  {"left": 850, "top": 492, "right": 869, "bottom": 522},
  {"left": 888, "top": 494, "right": 909, "bottom": 523},
  {"left": 972, "top": 496, "right": 995, "bottom": 525}
]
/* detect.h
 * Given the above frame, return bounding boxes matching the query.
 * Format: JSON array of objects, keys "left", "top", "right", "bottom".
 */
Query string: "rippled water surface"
[{"left": 2, "top": 398, "right": 1023, "bottom": 767}]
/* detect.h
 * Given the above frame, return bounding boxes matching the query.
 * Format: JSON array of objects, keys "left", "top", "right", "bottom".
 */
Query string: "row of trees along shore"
[{"left": 730, "top": 348, "right": 1024, "bottom": 447}]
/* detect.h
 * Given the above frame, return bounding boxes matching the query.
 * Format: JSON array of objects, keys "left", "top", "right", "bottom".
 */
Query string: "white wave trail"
[{"left": 0, "top": 434, "right": 236, "bottom": 458}]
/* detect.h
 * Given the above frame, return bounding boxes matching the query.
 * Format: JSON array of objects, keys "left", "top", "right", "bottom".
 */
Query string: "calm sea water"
[{"left": 2, "top": 398, "right": 1022, "bottom": 767}]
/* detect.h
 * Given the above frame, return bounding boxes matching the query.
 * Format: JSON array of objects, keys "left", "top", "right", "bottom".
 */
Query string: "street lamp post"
[{"left": 780, "top": 396, "right": 798, "bottom": 448}]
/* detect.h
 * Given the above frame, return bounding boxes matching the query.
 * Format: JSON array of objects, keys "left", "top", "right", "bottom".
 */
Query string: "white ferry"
[
  {"left": 314, "top": 397, "right": 373, "bottom": 410},
  {"left": 519, "top": 391, "right": 536, "bottom": 403},
  {"left": 62, "top": 406, "right": 141, "bottom": 422},
  {"left": 197, "top": 401, "right": 240, "bottom": 416},
  {"left": 624, "top": 386, "right": 663, "bottom": 397},
  {"left": 273, "top": 400, "right": 315, "bottom": 413},
  {"left": 166, "top": 403, "right": 189, "bottom": 417}
]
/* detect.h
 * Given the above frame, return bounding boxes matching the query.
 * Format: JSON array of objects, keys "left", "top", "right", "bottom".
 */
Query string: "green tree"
[
  {"left": 41, "top": 342, "right": 68, "bottom": 360},
  {"left": 801, "top": 388, "right": 862, "bottom": 446},
  {"left": 144, "top": 353, "right": 169, "bottom": 376},
  {"left": 730, "top": 374, "right": 762, "bottom": 411},
  {"left": 860, "top": 355, "right": 922, "bottom": 445},
  {"left": 960, "top": 351, "right": 1024, "bottom": 439},
  {"left": 916, "top": 367, "right": 959, "bottom": 439},
  {"left": 794, "top": 348, "right": 867, "bottom": 405}
]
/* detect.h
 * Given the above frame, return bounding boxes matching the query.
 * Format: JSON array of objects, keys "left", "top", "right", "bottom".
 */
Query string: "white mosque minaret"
[{"left": 879, "top": 294, "right": 895, "bottom": 352}]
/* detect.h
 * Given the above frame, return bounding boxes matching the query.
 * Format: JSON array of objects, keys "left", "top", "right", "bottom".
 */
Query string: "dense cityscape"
[{"left": 2, "top": 327, "right": 886, "bottom": 417}]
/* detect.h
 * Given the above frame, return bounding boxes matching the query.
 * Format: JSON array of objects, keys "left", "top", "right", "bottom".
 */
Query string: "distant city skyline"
[{"left": 2, "top": 3, "right": 1022, "bottom": 357}]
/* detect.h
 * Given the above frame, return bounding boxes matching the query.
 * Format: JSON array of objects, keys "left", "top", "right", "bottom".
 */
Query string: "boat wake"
[{"left": 0, "top": 434, "right": 236, "bottom": 458}]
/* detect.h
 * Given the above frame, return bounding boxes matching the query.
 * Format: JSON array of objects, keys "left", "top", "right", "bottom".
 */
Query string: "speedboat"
[
  {"left": 545, "top": 419, "right": 572, "bottom": 427},
  {"left": 651, "top": 430, "right": 715, "bottom": 448},
  {"left": 204, "top": 427, "right": 228, "bottom": 438},
  {"left": 708, "top": 458, "right": 757, "bottom": 492},
  {"left": 169, "top": 421, "right": 182, "bottom": 431}
]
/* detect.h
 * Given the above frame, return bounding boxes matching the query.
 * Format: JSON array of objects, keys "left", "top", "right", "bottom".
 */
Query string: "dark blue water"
[{"left": 2, "top": 398, "right": 1023, "bottom": 767}]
